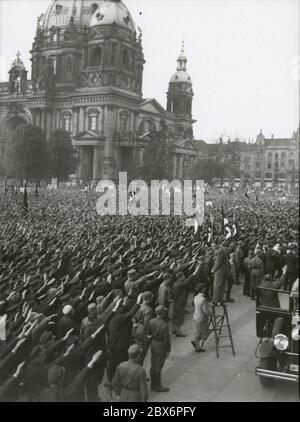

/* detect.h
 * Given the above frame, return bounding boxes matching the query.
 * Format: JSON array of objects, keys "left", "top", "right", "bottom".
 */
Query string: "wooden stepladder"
[{"left": 208, "top": 303, "right": 235, "bottom": 358}]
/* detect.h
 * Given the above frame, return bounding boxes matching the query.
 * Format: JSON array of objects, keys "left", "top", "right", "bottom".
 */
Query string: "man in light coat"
[{"left": 211, "top": 242, "right": 230, "bottom": 305}]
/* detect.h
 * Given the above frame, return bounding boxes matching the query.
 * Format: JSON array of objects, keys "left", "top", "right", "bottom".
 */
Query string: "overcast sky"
[{"left": 0, "top": 0, "right": 299, "bottom": 142}]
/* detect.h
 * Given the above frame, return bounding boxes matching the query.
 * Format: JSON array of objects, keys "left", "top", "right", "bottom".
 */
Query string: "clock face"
[{"left": 90, "top": 73, "right": 102, "bottom": 85}]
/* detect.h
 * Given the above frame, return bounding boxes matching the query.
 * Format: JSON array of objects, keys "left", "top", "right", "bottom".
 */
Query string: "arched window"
[
  {"left": 120, "top": 112, "right": 129, "bottom": 133},
  {"left": 138, "top": 119, "right": 154, "bottom": 134},
  {"left": 281, "top": 151, "right": 286, "bottom": 160},
  {"left": 265, "top": 173, "right": 272, "bottom": 179},
  {"left": 144, "top": 119, "right": 153, "bottom": 132},
  {"left": 274, "top": 153, "right": 279, "bottom": 161},
  {"left": 63, "top": 116, "right": 71, "bottom": 132},
  {"left": 67, "top": 57, "right": 72, "bottom": 73},
  {"left": 51, "top": 57, "right": 57, "bottom": 75},
  {"left": 267, "top": 152, "right": 272, "bottom": 160},
  {"left": 56, "top": 4, "right": 62, "bottom": 13},
  {"left": 90, "top": 46, "right": 102, "bottom": 67},
  {"left": 52, "top": 32, "right": 58, "bottom": 43},
  {"left": 87, "top": 109, "right": 99, "bottom": 132},
  {"left": 62, "top": 112, "right": 72, "bottom": 133},
  {"left": 89, "top": 115, "right": 97, "bottom": 131}
]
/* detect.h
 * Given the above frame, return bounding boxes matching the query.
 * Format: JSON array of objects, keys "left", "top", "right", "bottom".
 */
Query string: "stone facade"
[
  {"left": 205, "top": 129, "right": 299, "bottom": 189},
  {"left": 239, "top": 129, "right": 299, "bottom": 189},
  {"left": 0, "top": 0, "right": 200, "bottom": 181}
]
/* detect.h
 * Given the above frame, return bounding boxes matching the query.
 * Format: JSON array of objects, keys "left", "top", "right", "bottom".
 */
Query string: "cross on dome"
[
  {"left": 177, "top": 41, "right": 187, "bottom": 71},
  {"left": 11, "top": 51, "right": 26, "bottom": 71}
]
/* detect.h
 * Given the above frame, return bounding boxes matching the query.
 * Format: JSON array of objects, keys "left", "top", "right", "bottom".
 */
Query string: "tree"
[
  {"left": 4, "top": 123, "right": 49, "bottom": 181},
  {"left": 141, "top": 128, "right": 173, "bottom": 183},
  {"left": 212, "top": 139, "right": 242, "bottom": 186},
  {"left": 48, "top": 129, "right": 78, "bottom": 183},
  {"left": 190, "top": 158, "right": 221, "bottom": 184}
]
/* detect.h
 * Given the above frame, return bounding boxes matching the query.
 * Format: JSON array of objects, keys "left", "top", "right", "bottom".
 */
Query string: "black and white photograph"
[{"left": 0, "top": 0, "right": 299, "bottom": 406}]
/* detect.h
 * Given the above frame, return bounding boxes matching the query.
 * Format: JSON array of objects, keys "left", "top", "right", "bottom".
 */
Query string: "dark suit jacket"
[
  {"left": 259, "top": 278, "right": 283, "bottom": 308},
  {"left": 284, "top": 253, "right": 298, "bottom": 274},
  {"left": 212, "top": 247, "right": 230, "bottom": 276}
]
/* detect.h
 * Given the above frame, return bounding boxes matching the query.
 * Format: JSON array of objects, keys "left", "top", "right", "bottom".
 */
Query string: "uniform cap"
[
  {"left": 62, "top": 305, "right": 73, "bottom": 315},
  {"left": 142, "top": 291, "right": 153, "bottom": 301},
  {"left": 155, "top": 305, "right": 167, "bottom": 316},
  {"left": 128, "top": 344, "right": 142, "bottom": 359},
  {"left": 88, "top": 303, "right": 97, "bottom": 312},
  {"left": 127, "top": 269, "right": 136, "bottom": 275}
]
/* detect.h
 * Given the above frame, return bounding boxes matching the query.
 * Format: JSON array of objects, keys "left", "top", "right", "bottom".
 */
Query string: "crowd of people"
[{"left": 0, "top": 186, "right": 298, "bottom": 402}]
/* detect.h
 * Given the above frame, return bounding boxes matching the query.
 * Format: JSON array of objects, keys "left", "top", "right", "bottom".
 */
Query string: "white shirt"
[{"left": 193, "top": 293, "right": 212, "bottom": 322}]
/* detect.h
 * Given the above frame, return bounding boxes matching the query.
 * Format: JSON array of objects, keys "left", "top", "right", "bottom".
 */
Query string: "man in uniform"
[
  {"left": 147, "top": 305, "right": 171, "bottom": 393},
  {"left": 112, "top": 344, "right": 148, "bottom": 402},
  {"left": 132, "top": 291, "right": 154, "bottom": 364},
  {"left": 156, "top": 273, "right": 173, "bottom": 321}
]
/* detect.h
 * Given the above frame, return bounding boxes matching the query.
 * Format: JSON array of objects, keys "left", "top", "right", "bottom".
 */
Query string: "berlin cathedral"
[{"left": 0, "top": 0, "right": 200, "bottom": 181}]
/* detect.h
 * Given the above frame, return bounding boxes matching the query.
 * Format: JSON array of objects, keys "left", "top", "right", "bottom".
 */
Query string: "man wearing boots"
[
  {"left": 147, "top": 306, "right": 171, "bottom": 393},
  {"left": 132, "top": 291, "right": 155, "bottom": 365},
  {"left": 111, "top": 344, "right": 148, "bottom": 402}
]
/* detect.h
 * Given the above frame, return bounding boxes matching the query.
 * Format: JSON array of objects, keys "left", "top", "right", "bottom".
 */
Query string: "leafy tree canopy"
[
  {"left": 48, "top": 129, "right": 78, "bottom": 182},
  {"left": 4, "top": 124, "right": 49, "bottom": 181},
  {"left": 141, "top": 129, "right": 173, "bottom": 183}
]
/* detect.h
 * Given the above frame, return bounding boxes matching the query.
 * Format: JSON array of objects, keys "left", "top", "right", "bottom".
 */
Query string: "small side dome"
[
  {"left": 170, "top": 70, "right": 192, "bottom": 84},
  {"left": 169, "top": 42, "right": 192, "bottom": 84}
]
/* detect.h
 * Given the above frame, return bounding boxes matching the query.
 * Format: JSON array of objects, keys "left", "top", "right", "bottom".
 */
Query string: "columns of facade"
[
  {"left": 176, "top": 154, "right": 181, "bottom": 179},
  {"left": 35, "top": 109, "right": 41, "bottom": 127},
  {"left": 78, "top": 146, "right": 83, "bottom": 179},
  {"left": 98, "top": 109, "right": 102, "bottom": 133},
  {"left": 31, "top": 110, "right": 37, "bottom": 126},
  {"left": 73, "top": 107, "right": 79, "bottom": 135},
  {"left": 55, "top": 110, "right": 60, "bottom": 129},
  {"left": 178, "top": 154, "right": 184, "bottom": 179},
  {"left": 40, "top": 109, "right": 47, "bottom": 131},
  {"left": 173, "top": 154, "right": 177, "bottom": 179},
  {"left": 102, "top": 105, "right": 115, "bottom": 179},
  {"left": 46, "top": 110, "right": 52, "bottom": 139},
  {"left": 93, "top": 147, "right": 101, "bottom": 180},
  {"left": 78, "top": 107, "right": 85, "bottom": 133}
]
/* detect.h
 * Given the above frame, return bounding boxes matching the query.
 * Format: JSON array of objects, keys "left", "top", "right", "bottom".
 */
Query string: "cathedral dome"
[
  {"left": 169, "top": 43, "right": 192, "bottom": 84},
  {"left": 169, "top": 70, "right": 192, "bottom": 83},
  {"left": 90, "top": 0, "right": 136, "bottom": 33},
  {"left": 42, "top": 0, "right": 105, "bottom": 29}
]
